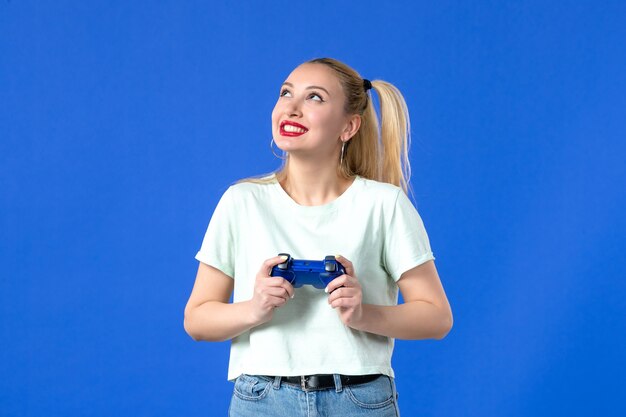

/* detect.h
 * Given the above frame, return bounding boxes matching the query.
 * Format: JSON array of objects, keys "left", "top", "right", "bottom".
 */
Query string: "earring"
[
  {"left": 270, "top": 138, "right": 287, "bottom": 160},
  {"left": 340, "top": 141, "right": 346, "bottom": 166}
]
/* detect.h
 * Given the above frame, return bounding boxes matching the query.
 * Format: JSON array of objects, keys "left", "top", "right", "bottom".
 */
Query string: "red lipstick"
[{"left": 280, "top": 120, "right": 309, "bottom": 137}]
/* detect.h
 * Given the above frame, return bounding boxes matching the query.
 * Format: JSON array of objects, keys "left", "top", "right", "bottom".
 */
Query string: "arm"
[
  {"left": 183, "top": 256, "right": 295, "bottom": 342},
  {"left": 327, "top": 258, "right": 453, "bottom": 340}
]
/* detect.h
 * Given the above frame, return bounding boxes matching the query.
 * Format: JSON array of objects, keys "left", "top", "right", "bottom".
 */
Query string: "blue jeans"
[{"left": 228, "top": 374, "right": 400, "bottom": 417}]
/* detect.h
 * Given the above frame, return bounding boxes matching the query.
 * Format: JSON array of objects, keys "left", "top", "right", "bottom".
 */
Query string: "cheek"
[
  {"left": 310, "top": 110, "right": 344, "bottom": 134},
  {"left": 271, "top": 105, "right": 281, "bottom": 127},
  {"left": 307, "top": 108, "right": 330, "bottom": 125}
]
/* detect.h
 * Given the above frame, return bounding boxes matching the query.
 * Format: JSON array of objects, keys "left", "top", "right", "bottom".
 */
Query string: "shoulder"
[
  {"left": 354, "top": 177, "right": 424, "bottom": 217},
  {"left": 356, "top": 177, "right": 403, "bottom": 202},
  {"left": 223, "top": 174, "right": 277, "bottom": 201}
]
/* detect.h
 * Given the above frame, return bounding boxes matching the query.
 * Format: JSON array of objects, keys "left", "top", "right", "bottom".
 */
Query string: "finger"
[
  {"left": 330, "top": 298, "right": 345, "bottom": 309},
  {"left": 330, "top": 297, "right": 356, "bottom": 309},
  {"left": 260, "top": 274, "right": 295, "bottom": 299},
  {"left": 281, "top": 281, "right": 295, "bottom": 299},
  {"left": 265, "top": 295, "right": 288, "bottom": 309},
  {"left": 326, "top": 282, "right": 345, "bottom": 299},
  {"left": 325, "top": 275, "right": 350, "bottom": 294},
  {"left": 327, "top": 286, "right": 353, "bottom": 303},
  {"left": 264, "top": 276, "right": 291, "bottom": 287},
  {"left": 264, "top": 286, "right": 292, "bottom": 299},
  {"left": 259, "top": 255, "right": 290, "bottom": 276},
  {"left": 335, "top": 255, "right": 355, "bottom": 276}
]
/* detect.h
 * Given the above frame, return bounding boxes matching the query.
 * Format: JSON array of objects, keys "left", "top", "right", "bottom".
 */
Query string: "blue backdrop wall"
[{"left": 1, "top": 1, "right": 625, "bottom": 416}]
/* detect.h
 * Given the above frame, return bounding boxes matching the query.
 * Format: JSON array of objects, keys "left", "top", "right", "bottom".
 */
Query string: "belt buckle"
[{"left": 300, "top": 375, "right": 308, "bottom": 390}]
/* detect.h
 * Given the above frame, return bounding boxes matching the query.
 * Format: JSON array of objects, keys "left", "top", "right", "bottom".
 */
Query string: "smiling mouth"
[{"left": 280, "top": 121, "right": 309, "bottom": 137}]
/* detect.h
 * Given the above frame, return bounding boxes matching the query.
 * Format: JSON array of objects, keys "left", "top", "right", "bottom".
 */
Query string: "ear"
[{"left": 340, "top": 114, "right": 362, "bottom": 142}]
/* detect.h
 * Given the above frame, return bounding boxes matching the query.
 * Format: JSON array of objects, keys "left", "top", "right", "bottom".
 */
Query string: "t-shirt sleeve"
[
  {"left": 195, "top": 186, "right": 236, "bottom": 278},
  {"left": 383, "top": 190, "right": 435, "bottom": 282}
]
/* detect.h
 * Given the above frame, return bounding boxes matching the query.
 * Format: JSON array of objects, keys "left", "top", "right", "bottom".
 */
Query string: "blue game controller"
[{"left": 270, "top": 253, "right": 346, "bottom": 289}]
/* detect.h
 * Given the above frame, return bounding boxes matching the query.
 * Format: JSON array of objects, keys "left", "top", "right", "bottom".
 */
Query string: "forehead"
[{"left": 284, "top": 63, "right": 343, "bottom": 93}]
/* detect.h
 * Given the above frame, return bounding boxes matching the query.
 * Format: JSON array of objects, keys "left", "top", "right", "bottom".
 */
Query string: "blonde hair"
[{"left": 242, "top": 57, "right": 412, "bottom": 193}]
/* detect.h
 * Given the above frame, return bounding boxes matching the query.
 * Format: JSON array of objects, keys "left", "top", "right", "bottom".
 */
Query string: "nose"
[{"left": 285, "top": 98, "right": 303, "bottom": 118}]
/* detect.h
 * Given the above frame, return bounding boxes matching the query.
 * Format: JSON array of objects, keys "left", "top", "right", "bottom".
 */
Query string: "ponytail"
[{"left": 370, "top": 80, "right": 411, "bottom": 193}]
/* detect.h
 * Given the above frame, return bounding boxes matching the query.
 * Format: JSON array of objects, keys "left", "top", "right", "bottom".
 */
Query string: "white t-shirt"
[{"left": 195, "top": 174, "right": 435, "bottom": 381}]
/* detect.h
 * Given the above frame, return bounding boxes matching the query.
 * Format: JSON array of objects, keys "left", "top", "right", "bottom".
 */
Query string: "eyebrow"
[{"left": 282, "top": 82, "right": 331, "bottom": 96}]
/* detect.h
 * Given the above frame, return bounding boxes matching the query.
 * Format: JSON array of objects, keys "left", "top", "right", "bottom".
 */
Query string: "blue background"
[{"left": 1, "top": 1, "right": 625, "bottom": 416}]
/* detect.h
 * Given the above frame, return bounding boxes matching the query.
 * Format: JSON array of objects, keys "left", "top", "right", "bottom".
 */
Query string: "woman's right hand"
[{"left": 249, "top": 255, "right": 295, "bottom": 325}]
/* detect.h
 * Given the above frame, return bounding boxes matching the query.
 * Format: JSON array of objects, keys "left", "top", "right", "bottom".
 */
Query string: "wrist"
[
  {"left": 243, "top": 299, "right": 270, "bottom": 327},
  {"left": 345, "top": 304, "right": 367, "bottom": 330}
]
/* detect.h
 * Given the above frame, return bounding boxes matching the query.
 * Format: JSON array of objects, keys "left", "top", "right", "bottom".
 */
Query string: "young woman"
[{"left": 184, "top": 58, "right": 453, "bottom": 417}]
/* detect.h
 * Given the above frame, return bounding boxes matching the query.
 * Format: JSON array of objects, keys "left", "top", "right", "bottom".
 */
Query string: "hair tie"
[{"left": 363, "top": 79, "right": 372, "bottom": 92}]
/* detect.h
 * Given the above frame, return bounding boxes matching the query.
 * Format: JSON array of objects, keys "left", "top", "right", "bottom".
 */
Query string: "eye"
[
  {"left": 280, "top": 89, "right": 292, "bottom": 97},
  {"left": 308, "top": 92, "right": 324, "bottom": 102}
]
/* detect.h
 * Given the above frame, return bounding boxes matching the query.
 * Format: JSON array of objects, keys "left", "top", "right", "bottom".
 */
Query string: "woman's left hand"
[{"left": 326, "top": 255, "right": 363, "bottom": 327}]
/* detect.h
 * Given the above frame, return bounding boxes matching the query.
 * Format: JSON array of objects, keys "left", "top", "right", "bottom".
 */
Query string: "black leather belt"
[{"left": 265, "top": 374, "right": 381, "bottom": 391}]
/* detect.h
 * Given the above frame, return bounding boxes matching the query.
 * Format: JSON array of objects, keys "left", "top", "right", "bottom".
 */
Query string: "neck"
[{"left": 280, "top": 156, "right": 353, "bottom": 206}]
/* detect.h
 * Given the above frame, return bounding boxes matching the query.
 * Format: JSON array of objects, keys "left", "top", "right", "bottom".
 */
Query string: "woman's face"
[{"left": 271, "top": 63, "right": 351, "bottom": 158}]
